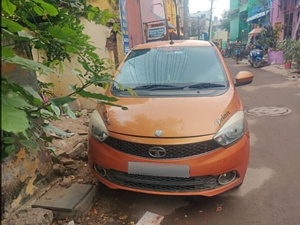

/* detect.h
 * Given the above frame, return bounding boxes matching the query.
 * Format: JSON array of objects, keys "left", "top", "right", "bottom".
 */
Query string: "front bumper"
[{"left": 88, "top": 134, "right": 250, "bottom": 196}]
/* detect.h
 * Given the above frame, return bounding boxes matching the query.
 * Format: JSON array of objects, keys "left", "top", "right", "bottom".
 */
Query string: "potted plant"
[
  {"left": 278, "top": 39, "right": 293, "bottom": 69},
  {"left": 278, "top": 39, "right": 300, "bottom": 70},
  {"left": 258, "top": 25, "right": 284, "bottom": 65},
  {"left": 291, "top": 40, "right": 300, "bottom": 71}
]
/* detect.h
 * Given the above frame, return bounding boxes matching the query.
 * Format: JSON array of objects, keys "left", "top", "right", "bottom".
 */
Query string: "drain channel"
[{"left": 245, "top": 107, "right": 292, "bottom": 116}]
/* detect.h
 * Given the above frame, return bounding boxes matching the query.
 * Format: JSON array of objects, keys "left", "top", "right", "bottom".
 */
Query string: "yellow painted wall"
[
  {"left": 213, "top": 31, "right": 229, "bottom": 49},
  {"left": 35, "top": 0, "right": 121, "bottom": 110},
  {"left": 164, "top": 0, "right": 177, "bottom": 33}
]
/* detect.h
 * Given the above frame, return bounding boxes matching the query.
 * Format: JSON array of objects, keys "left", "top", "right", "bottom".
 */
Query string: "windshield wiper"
[
  {"left": 132, "top": 84, "right": 178, "bottom": 90},
  {"left": 117, "top": 83, "right": 226, "bottom": 91},
  {"left": 181, "top": 83, "right": 226, "bottom": 89}
]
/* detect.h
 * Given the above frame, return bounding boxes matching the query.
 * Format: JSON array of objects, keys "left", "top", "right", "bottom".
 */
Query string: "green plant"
[
  {"left": 277, "top": 39, "right": 300, "bottom": 68},
  {"left": 291, "top": 40, "right": 300, "bottom": 70},
  {"left": 277, "top": 39, "right": 293, "bottom": 62},
  {"left": 1, "top": 0, "right": 130, "bottom": 158},
  {"left": 258, "top": 25, "right": 282, "bottom": 51}
]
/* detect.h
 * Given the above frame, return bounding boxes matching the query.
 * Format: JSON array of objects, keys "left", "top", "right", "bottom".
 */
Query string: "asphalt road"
[{"left": 85, "top": 58, "right": 300, "bottom": 225}]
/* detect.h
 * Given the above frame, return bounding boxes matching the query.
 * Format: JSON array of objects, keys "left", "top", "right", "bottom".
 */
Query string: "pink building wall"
[
  {"left": 140, "top": 0, "right": 165, "bottom": 22},
  {"left": 126, "top": 0, "right": 143, "bottom": 48},
  {"left": 270, "top": 0, "right": 300, "bottom": 40},
  {"left": 126, "top": 0, "right": 166, "bottom": 48}
]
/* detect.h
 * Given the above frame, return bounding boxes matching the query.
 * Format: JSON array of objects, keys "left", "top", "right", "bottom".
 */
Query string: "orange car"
[{"left": 88, "top": 40, "right": 254, "bottom": 196}]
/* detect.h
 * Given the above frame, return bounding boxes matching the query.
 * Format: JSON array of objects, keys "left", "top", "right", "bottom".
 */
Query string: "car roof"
[{"left": 132, "top": 40, "right": 213, "bottom": 50}]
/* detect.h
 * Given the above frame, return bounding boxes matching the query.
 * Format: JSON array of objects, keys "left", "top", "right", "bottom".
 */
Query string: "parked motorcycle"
[
  {"left": 248, "top": 48, "right": 264, "bottom": 68},
  {"left": 221, "top": 47, "right": 231, "bottom": 58}
]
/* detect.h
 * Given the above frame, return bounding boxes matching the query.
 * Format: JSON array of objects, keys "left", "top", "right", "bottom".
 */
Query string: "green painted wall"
[
  {"left": 231, "top": 0, "right": 239, "bottom": 9},
  {"left": 230, "top": 17, "right": 239, "bottom": 41}
]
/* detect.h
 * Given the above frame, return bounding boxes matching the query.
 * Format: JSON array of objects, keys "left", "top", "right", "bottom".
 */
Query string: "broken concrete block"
[{"left": 68, "top": 143, "right": 86, "bottom": 159}]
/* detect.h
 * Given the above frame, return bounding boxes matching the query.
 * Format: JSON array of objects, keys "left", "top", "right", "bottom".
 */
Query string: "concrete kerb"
[{"left": 260, "top": 64, "right": 300, "bottom": 81}]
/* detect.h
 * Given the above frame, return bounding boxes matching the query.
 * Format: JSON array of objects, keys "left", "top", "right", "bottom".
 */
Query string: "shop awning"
[
  {"left": 248, "top": 28, "right": 262, "bottom": 36},
  {"left": 246, "top": 10, "right": 270, "bottom": 22}
]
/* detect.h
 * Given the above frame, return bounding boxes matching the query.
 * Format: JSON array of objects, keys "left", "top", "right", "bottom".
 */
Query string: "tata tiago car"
[{"left": 88, "top": 40, "right": 254, "bottom": 196}]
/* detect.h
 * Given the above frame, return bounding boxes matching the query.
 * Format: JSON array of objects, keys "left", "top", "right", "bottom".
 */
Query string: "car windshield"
[{"left": 112, "top": 46, "right": 228, "bottom": 95}]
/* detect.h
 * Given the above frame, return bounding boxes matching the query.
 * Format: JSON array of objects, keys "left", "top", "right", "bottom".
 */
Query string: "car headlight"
[
  {"left": 213, "top": 111, "right": 245, "bottom": 147},
  {"left": 89, "top": 110, "right": 109, "bottom": 142}
]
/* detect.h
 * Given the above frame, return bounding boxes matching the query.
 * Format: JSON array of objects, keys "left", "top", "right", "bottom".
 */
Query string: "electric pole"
[
  {"left": 173, "top": 0, "right": 181, "bottom": 39},
  {"left": 208, "top": 0, "right": 214, "bottom": 41},
  {"left": 183, "top": 0, "right": 189, "bottom": 39}
]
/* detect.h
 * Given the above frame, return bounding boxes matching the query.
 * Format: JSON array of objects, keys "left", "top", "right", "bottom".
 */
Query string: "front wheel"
[
  {"left": 253, "top": 59, "right": 262, "bottom": 68},
  {"left": 236, "top": 54, "right": 240, "bottom": 64}
]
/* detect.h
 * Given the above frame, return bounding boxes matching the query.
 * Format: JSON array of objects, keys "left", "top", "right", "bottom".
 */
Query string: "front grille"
[
  {"left": 104, "top": 137, "right": 221, "bottom": 159},
  {"left": 104, "top": 169, "right": 220, "bottom": 192}
]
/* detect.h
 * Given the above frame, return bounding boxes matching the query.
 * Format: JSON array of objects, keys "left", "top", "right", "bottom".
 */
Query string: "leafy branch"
[{"left": 1, "top": 0, "right": 123, "bottom": 158}]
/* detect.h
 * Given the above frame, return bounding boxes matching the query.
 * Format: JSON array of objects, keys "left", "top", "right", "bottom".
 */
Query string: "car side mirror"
[{"left": 235, "top": 71, "right": 254, "bottom": 86}]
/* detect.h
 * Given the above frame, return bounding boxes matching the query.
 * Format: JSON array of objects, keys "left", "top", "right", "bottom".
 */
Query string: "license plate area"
[{"left": 128, "top": 162, "right": 190, "bottom": 178}]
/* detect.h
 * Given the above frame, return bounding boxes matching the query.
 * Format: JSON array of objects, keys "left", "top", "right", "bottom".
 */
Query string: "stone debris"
[
  {"left": 59, "top": 158, "right": 74, "bottom": 166},
  {"left": 6, "top": 208, "right": 53, "bottom": 225},
  {"left": 68, "top": 143, "right": 86, "bottom": 159},
  {"left": 60, "top": 177, "right": 73, "bottom": 188}
]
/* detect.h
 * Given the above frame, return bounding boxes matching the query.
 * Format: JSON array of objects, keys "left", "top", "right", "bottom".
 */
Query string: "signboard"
[
  {"left": 146, "top": 21, "right": 167, "bottom": 42},
  {"left": 119, "top": 0, "right": 130, "bottom": 55}
]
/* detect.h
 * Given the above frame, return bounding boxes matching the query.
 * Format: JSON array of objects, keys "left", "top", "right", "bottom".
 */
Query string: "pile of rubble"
[{"left": 3, "top": 110, "right": 98, "bottom": 225}]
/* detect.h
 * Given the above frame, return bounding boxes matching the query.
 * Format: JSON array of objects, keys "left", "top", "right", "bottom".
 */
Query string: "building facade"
[
  {"left": 270, "top": 0, "right": 300, "bottom": 40},
  {"left": 229, "top": 0, "right": 271, "bottom": 43}
]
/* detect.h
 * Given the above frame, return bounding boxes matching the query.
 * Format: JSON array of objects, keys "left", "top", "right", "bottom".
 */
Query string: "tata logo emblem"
[
  {"left": 154, "top": 130, "right": 163, "bottom": 137},
  {"left": 148, "top": 146, "right": 167, "bottom": 158}
]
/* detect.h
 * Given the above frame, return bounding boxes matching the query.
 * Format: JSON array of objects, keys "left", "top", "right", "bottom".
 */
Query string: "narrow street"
[{"left": 81, "top": 59, "right": 300, "bottom": 225}]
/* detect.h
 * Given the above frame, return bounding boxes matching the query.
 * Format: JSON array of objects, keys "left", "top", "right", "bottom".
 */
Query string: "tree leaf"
[
  {"left": 50, "top": 96, "right": 76, "bottom": 106},
  {"left": 19, "top": 140, "right": 38, "bottom": 149},
  {"left": 1, "top": 28, "right": 30, "bottom": 42},
  {"left": 77, "top": 89, "right": 118, "bottom": 102},
  {"left": 1, "top": 18, "right": 23, "bottom": 32},
  {"left": 2, "top": 0, "right": 16, "bottom": 15},
  {"left": 4, "top": 144, "right": 16, "bottom": 155},
  {"left": 33, "top": 5, "right": 44, "bottom": 15},
  {"left": 49, "top": 26, "right": 77, "bottom": 41},
  {"left": 1, "top": 104, "right": 29, "bottom": 133},
  {"left": 62, "top": 104, "right": 77, "bottom": 119},
  {"left": 3, "top": 55, "right": 54, "bottom": 73},
  {"left": 40, "top": 1, "right": 58, "bottom": 16},
  {"left": 42, "top": 124, "right": 67, "bottom": 137},
  {"left": 88, "top": 11, "right": 95, "bottom": 21},
  {"left": 46, "top": 146, "right": 56, "bottom": 152},
  {"left": 1, "top": 47, "right": 15, "bottom": 58},
  {"left": 40, "top": 136, "right": 53, "bottom": 143},
  {"left": 23, "top": 85, "right": 43, "bottom": 104},
  {"left": 2, "top": 89, "right": 33, "bottom": 108},
  {"left": 40, "top": 109, "right": 54, "bottom": 117},
  {"left": 50, "top": 104, "right": 61, "bottom": 116},
  {"left": 2, "top": 137, "right": 16, "bottom": 144}
]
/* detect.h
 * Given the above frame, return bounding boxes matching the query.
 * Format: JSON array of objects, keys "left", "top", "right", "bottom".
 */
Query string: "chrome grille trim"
[{"left": 104, "top": 137, "right": 221, "bottom": 159}]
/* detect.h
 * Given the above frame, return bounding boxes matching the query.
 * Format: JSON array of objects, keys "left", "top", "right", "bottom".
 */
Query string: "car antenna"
[{"left": 169, "top": 35, "right": 174, "bottom": 45}]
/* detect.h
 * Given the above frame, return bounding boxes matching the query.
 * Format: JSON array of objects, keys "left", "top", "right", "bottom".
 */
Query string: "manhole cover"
[{"left": 245, "top": 107, "right": 292, "bottom": 116}]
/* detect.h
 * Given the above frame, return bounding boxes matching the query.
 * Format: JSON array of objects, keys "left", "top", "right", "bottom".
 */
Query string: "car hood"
[{"left": 99, "top": 89, "right": 242, "bottom": 138}]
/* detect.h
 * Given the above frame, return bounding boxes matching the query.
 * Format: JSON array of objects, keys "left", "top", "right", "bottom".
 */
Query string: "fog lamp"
[{"left": 218, "top": 171, "right": 237, "bottom": 185}]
